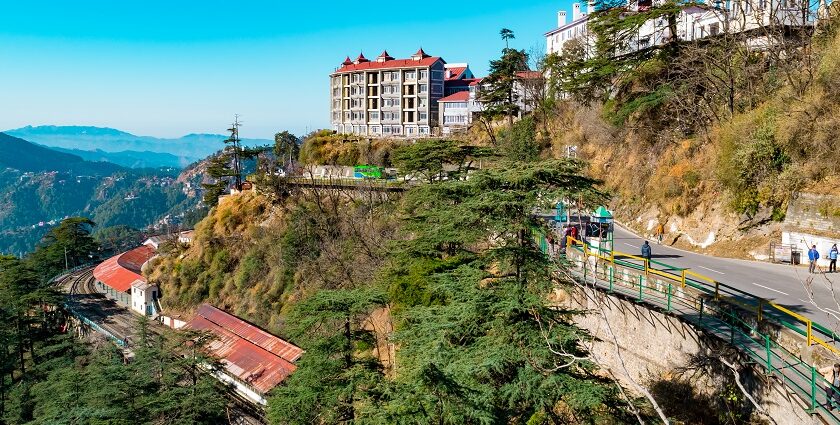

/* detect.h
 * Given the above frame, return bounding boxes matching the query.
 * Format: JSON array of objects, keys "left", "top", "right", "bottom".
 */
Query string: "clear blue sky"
[{"left": 0, "top": 0, "right": 572, "bottom": 139}]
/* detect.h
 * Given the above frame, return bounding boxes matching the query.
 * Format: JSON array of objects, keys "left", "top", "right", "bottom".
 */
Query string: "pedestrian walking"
[
  {"left": 641, "top": 241, "right": 652, "bottom": 264},
  {"left": 822, "top": 364, "right": 840, "bottom": 410},
  {"left": 809, "top": 245, "right": 821, "bottom": 274},
  {"left": 830, "top": 244, "right": 838, "bottom": 273},
  {"left": 569, "top": 226, "right": 579, "bottom": 245},
  {"left": 655, "top": 223, "right": 665, "bottom": 245}
]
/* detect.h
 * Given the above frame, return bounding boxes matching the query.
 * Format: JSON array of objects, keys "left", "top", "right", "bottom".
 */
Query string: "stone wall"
[
  {"left": 785, "top": 193, "right": 840, "bottom": 235},
  {"left": 563, "top": 286, "right": 823, "bottom": 424}
]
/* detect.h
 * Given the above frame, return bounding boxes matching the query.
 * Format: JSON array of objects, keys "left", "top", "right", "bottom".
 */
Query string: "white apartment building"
[
  {"left": 545, "top": 0, "right": 825, "bottom": 58},
  {"left": 438, "top": 71, "right": 544, "bottom": 136},
  {"left": 330, "top": 49, "right": 446, "bottom": 138}
]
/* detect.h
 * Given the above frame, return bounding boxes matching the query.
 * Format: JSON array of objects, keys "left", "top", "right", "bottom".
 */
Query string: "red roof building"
[
  {"left": 185, "top": 304, "right": 303, "bottom": 404},
  {"left": 94, "top": 245, "right": 155, "bottom": 293},
  {"left": 330, "top": 48, "right": 448, "bottom": 138},
  {"left": 438, "top": 91, "right": 471, "bottom": 102}
]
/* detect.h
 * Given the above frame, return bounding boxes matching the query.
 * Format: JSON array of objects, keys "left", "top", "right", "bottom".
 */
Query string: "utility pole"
[{"left": 225, "top": 115, "right": 243, "bottom": 190}]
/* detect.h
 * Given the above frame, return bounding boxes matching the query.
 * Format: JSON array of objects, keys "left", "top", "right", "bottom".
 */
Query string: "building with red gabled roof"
[
  {"left": 185, "top": 304, "right": 303, "bottom": 405},
  {"left": 442, "top": 63, "right": 477, "bottom": 96},
  {"left": 93, "top": 244, "right": 165, "bottom": 317},
  {"left": 330, "top": 48, "right": 453, "bottom": 138}
]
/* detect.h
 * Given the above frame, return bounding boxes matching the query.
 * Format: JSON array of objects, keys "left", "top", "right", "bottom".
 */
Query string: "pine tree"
[
  {"left": 377, "top": 159, "right": 634, "bottom": 423},
  {"left": 267, "top": 288, "right": 387, "bottom": 425},
  {"left": 480, "top": 29, "right": 530, "bottom": 128}
]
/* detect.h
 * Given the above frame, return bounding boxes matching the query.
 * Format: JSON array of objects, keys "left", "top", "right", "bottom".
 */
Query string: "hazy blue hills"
[
  {"left": 0, "top": 132, "right": 123, "bottom": 175},
  {"left": 5, "top": 125, "right": 273, "bottom": 167},
  {"left": 50, "top": 147, "right": 185, "bottom": 169}
]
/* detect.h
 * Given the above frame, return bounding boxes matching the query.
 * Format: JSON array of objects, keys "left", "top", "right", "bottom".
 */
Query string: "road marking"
[
  {"left": 698, "top": 266, "right": 725, "bottom": 275},
  {"left": 751, "top": 282, "right": 789, "bottom": 296},
  {"left": 827, "top": 308, "right": 840, "bottom": 316},
  {"left": 623, "top": 243, "right": 637, "bottom": 248}
]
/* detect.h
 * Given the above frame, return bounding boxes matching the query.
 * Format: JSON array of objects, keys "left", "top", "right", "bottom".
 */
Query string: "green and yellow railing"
[{"left": 539, "top": 233, "right": 840, "bottom": 422}]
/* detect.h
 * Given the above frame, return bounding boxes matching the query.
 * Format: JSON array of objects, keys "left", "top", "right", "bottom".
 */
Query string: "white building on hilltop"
[{"left": 545, "top": 0, "right": 826, "bottom": 58}]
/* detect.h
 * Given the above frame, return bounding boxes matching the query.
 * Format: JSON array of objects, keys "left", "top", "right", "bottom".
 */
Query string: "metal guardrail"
[
  {"left": 539, "top": 233, "right": 840, "bottom": 422},
  {"left": 67, "top": 306, "right": 128, "bottom": 347},
  {"left": 57, "top": 264, "right": 129, "bottom": 348}
]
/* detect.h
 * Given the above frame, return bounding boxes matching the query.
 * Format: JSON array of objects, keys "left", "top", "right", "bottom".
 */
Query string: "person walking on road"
[
  {"left": 654, "top": 223, "right": 665, "bottom": 245},
  {"left": 641, "top": 241, "right": 652, "bottom": 264},
  {"left": 809, "top": 245, "right": 821, "bottom": 274},
  {"left": 830, "top": 244, "right": 838, "bottom": 273}
]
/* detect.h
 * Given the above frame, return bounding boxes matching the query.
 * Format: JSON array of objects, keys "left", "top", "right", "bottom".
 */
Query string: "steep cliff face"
[
  {"left": 148, "top": 189, "right": 398, "bottom": 333},
  {"left": 540, "top": 22, "right": 840, "bottom": 259}
]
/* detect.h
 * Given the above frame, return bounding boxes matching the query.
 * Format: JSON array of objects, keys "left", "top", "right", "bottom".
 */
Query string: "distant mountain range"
[
  {"left": 0, "top": 132, "right": 205, "bottom": 255},
  {"left": 4, "top": 125, "right": 274, "bottom": 169},
  {"left": 49, "top": 147, "right": 185, "bottom": 169}
]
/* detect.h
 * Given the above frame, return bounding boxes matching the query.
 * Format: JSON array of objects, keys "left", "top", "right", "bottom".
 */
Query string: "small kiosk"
[{"left": 586, "top": 206, "right": 614, "bottom": 256}]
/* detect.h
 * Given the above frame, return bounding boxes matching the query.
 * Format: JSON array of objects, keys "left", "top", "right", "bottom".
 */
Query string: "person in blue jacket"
[
  {"left": 830, "top": 244, "right": 838, "bottom": 273},
  {"left": 641, "top": 241, "right": 652, "bottom": 263},
  {"left": 808, "top": 245, "right": 820, "bottom": 274}
]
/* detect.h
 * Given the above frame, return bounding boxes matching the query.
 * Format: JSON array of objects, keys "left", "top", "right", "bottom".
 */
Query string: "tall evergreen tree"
[
  {"left": 480, "top": 31, "right": 530, "bottom": 129},
  {"left": 374, "top": 158, "right": 634, "bottom": 423}
]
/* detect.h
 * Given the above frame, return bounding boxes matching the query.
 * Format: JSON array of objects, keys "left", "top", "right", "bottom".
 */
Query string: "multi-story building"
[
  {"left": 438, "top": 71, "right": 544, "bottom": 136},
  {"left": 330, "top": 49, "right": 446, "bottom": 138},
  {"left": 545, "top": 0, "right": 824, "bottom": 58}
]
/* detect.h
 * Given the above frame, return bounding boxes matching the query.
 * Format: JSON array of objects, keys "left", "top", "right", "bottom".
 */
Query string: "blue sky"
[{"left": 0, "top": 1, "right": 572, "bottom": 139}]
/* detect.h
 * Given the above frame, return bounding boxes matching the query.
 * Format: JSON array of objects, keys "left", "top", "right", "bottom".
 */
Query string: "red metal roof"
[
  {"left": 334, "top": 56, "right": 442, "bottom": 73},
  {"left": 187, "top": 315, "right": 297, "bottom": 394},
  {"left": 93, "top": 245, "right": 155, "bottom": 293},
  {"left": 186, "top": 304, "right": 303, "bottom": 395},
  {"left": 445, "top": 67, "right": 467, "bottom": 81},
  {"left": 438, "top": 91, "right": 471, "bottom": 102},
  {"left": 196, "top": 304, "right": 303, "bottom": 362},
  {"left": 469, "top": 78, "right": 484, "bottom": 86}
]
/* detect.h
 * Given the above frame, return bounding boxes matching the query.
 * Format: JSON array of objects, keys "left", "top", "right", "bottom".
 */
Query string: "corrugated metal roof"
[
  {"left": 195, "top": 304, "right": 303, "bottom": 362},
  {"left": 186, "top": 304, "right": 303, "bottom": 395},
  {"left": 93, "top": 245, "right": 155, "bottom": 293}
]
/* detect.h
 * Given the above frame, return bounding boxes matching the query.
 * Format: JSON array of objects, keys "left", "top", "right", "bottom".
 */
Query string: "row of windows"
[
  {"left": 340, "top": 125, "right": 432, "bottom": 136},
  {"left": 333, "top": 98, "right": 431, "bottom": 110},
  {"left": 444, "top": 115, "right": 468, "bottom": 124},
  {"left": 335, "top": 111, "right": 429, "bottom": 122}
]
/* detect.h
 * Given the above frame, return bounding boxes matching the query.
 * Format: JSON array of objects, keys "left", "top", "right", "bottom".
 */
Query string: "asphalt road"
[{"left": 612, "top": 224, "right": 840, "bottom": 331}]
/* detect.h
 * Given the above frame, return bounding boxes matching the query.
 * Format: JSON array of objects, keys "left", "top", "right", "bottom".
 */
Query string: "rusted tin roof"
[
  {"left": 93, "top": 245, "right": 155, "bottom": 293},
  {"left": 186, "top": 304, "right": 302, "bottom": 395},
  {"left": 195, "top": 304, "right": 303, "bottom": 362}
]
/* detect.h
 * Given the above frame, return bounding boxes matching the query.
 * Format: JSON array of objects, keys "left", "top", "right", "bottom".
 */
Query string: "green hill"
[{"left": 0, "top": 133, "right": 203, "bottom": 255}]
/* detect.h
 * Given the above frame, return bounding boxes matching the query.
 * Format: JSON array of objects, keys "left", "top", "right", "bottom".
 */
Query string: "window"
[
  {"left": 418, "top": 98, "right": 427, "bottom": 109},
  {"left": 370, "top": 111, "right": 379, "bottom": 120},
  {"left": 419, "top": 70, "right": 428, "bottom": 80},
  {"left": 405, "top": 71, "right": 416, "bottom": 80},
  {"left": 419, "top": 112, "right": 427, "bottom": 121},
  {"left": 419, "top": 127, "right": 429, "bottom": 134},
  {"left": 419, "top": 84, "right": 428, "bottom": 94}
]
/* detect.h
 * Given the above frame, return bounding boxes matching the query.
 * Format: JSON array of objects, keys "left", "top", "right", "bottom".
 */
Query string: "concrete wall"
[
  {"left": 785, "top": 193, "right": 840, "bottom": 234},
  {"left": 562, "top": 286, "right": 822, "bottom": 424},
  {"left": 783, "top": 192, "right": 840, "bottom": 266}
]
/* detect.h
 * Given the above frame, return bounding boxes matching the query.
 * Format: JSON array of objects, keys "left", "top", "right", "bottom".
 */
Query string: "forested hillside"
[
  {"left": 534, "top": 3, "right": 840, "bottom": 256},
  {"left": 0, "top": 133, "right": 203, "bottom": 255},
  {"left": 148, "top": 138, "right": 664, "bottom": 423}
]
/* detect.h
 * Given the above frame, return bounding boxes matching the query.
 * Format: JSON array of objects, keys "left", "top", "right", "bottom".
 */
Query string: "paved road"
[{"left": 612, "top": 224, "right": 840, "bottom": 331}]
